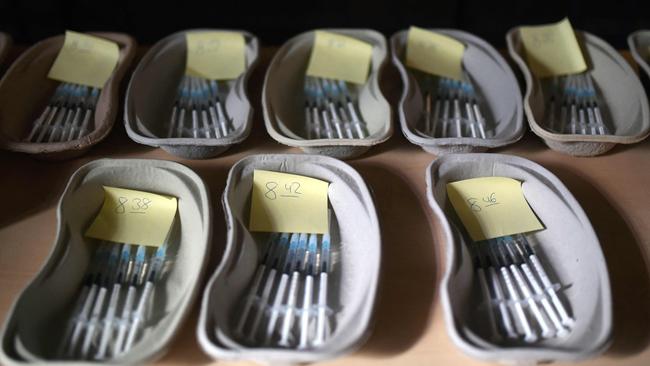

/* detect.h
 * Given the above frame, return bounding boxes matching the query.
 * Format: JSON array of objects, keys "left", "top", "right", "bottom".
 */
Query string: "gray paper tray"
[
  {"left": 124, "top": 29, "right": 259, "bottom": 159},
  {"left": 507, "top": 28, "right": 650, "bottom": 156},
  {"left": 197, "top": 154, "right": 381, "bottom": 364},
  {"left": 0, "top": 159, "right": 212, "bottom": 365},
  {"left": 391, "top": 29, "right": 524, "bottom": 155},
  {"left": 426, "top": 153, "right": 612, "bottom": 364},
  {"left": 0, "top": 33, "right": 136, "bottom": 160},
  {"left": 628, "top": 30, "right": 650, "bottom": 89},
  {"left": 262, "top": 29, "right": 392, "bottom": 159}
]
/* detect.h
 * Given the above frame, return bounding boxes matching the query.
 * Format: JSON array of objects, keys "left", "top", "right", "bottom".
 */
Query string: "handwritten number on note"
[
  {"left": 327, "top": 38, "right": 345, "bottom": 49},
  {"left": 47, "top": 31, "right": 120, "bottom": 88},
  {"left": 414, "top": 40, "right": 437, "bottom": 53},
  {"left": 265, "top": 182, "right": 278, "bottom": 200},
  {"left": 131, "top": 198, "right": 151, "bottom": 210},
  {"left": 405, "top": 26, "right": 465, "bottom": 80},
  {"left": 115, "top": 196, "right": 152, "bottom": 214},
  {"left": 115, "top": 197, "right": 128, "bottom": 214},
  {"left": 467, "top": 192, "right": 499, "bottom": 212},
  {"left": 518, "top": 18, "right": 587, "bottom": 77},
  {"left": 305, "top": 31, "right": 373, "bottom": 84},
  {"left": 264, "top": 181, "right": 303, "bottom": 200},
  {"left": 530, "top": 31, "right": 554, "bottom": 48},
  {"left": 69, "top": 39, "right": 93, "bottom": 54},
  {"left": 194, "top": 39, "right": 221, "bottom": 55},
  {"left": 250, "top": 170, "right": 329, "bottom": 234},
  {"left": 482, "top": 192, "right": 499, "bottom": 207},
  {"left": 468, "top": 198, "right": 481, "bottom": 212},
  {"left": 86, "top": 186, "right": 177, "bottom": 247},
  {"left": 284, "top": 182, "right": 302, "bottom": 195},
  {"left": 447, "top": 177, "right": 544, "bottom": 241}
]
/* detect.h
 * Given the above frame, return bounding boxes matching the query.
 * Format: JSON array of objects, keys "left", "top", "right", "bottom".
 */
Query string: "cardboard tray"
[
  {"left": 426, "top": 153, "right": 612, "bottom": 364},
  {"left": 197, "top": 154, "right": 381, "bottom": 364},
  {"left": 391, "top": 29, "right": 524, "bottom": 155},
  {"left": 262, "top": 29, "right": 393, "bottom": 160},
  {"left": 124, "top": 29, "right": 260, "bottom": 159},
  {"left": 507, "top": 28, "right": 650, "bottom": 156},
  {"left": 627, "top": 30, "right": 650, "bottom": 90},
  {"left": 0, "top": 32, "right": 137, "bottom": 160},
  {"left": 0, "top": 158, "right": 212, "bottom": 364}
]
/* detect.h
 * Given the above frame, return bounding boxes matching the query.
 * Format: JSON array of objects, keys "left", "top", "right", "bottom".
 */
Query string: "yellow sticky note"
[
  {"left": 47, "top": 31, "right": 119, "bottom": 88},
  {"left": 306, "top": 31, "right": 373, "bottom": 84},
  {"left": 519, "top": 18, "right": 587, "bottom": 77},
  {"left": 85, "top": 186, "right": 178, "bottom": 247},
  {"left": 249, "top": 170, "right": 329, "bottom": 234},
  {"left": 185, "top": 31, "right": 246, "bottom": 80},
  {"left": 446, "top": 177, "right": 544, "bottom": 241},
  {"left": 406, "top": 26, "right": 466, "bottom": 80}
]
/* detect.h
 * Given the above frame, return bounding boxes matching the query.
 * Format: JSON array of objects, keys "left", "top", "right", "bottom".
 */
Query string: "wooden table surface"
[{"left": 1, "top": 47, "right": 649, "bottom": 366}]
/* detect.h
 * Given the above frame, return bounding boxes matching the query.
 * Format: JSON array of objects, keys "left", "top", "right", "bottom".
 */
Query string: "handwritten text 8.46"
[{"left": 467, "top": 192, "right": 500, "bottom": 212}]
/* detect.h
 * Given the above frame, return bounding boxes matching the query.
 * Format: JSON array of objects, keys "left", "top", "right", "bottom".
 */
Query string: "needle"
[
  {"left": 114, "top": 245, "right": 148, "bottom": 354},
  {"left": 265, "top": 234, "right": 298, "bottom": 344},
  {"left": 298, "top": 233, "right": 316, "bottom": 349},
  {"left": 337, "top": 80, "right": 367, "bottom": 138},
  {"left": 496, "top": 239, "right": 554, "bottom": 339},
  {"left": 488, "top": 239, "right": 537, "bottom": 343},
  {"left": 123, "top": 244, "right": 167, "bottom": 352},
  {"left": 235, "top": 234, "right": 280, "bottom": 336},
  {"left": 96, "top": 244, "right": 131, "bottom": 359},
  {"left": 514, "top": 235, "right": 574, "bottom": 327},
  {"left": 79, "top": 244, "right": 121, "bottom": 358},
  {"left": 504, "top": 237, "right": 569, "bottom": 338},
  {"left": 471, "top": 241, "right": 502, "bottom": 341},
  {"left": 279, "top": 233, "right": 307, "bottom": 347},
  {"left": 479, "top": 242, "right": 518, "bottom": 339},
  {"left": 58, "top": 243, "right": 107, "bottom": 358},
  {"left": 76, "top": 87, "right": 99, "bottom": 139},
  {"left": 314, "top": 233, "right": 331, "bottom": 346}
]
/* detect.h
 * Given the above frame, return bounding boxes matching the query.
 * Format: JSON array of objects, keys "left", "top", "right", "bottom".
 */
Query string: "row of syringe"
[
  {"left": 420, "top": 77, "right": 489, "bottom": 139},
  {"left": 235, "top": 233, "right": 332, "bottom": 349},
  {"left": 26, "top": 83, "right": 99, "bottom": 143},
  {"left": 547, "top": 73, "right": 609, "bottom": 135},
  {"left": 167, "top": 76, "right": 234, "bottom": 138},
  {"left": 58, "top": 242, "right": 168, "bottom": 360},
  {"left": 471, "top": 234, "right": 574, "bottom": 343},
  {"left": 304, "top": 77, "right": 368, "bottom": 140}
]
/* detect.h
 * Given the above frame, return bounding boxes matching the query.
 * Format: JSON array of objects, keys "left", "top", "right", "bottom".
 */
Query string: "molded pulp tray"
[
  {"left": 391, "top": 29, "right": 524, "bottom": 155},
  {"left": 627, "top": 30, "right": 650, "bottom": 90},
  {"left": 197, "top": 154, "right": 381, "bottom": 364},
  {"left": 426, "top": 153, "right": 612, "bottom": 364},
  {"left": 0, "top": 158, "right": 212, "bottom": 365},
  {"left": 262, "top": 29, "right": 392, "bottom": 160},
  {"left": 507, "top": 28, "right": 650, "bottom": 156},
  {"left": 125, "top": 29, "right": 259, "bottom": 159},
  {"left": 0, "top": 33, "right": 136, "bottom": 160}
]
